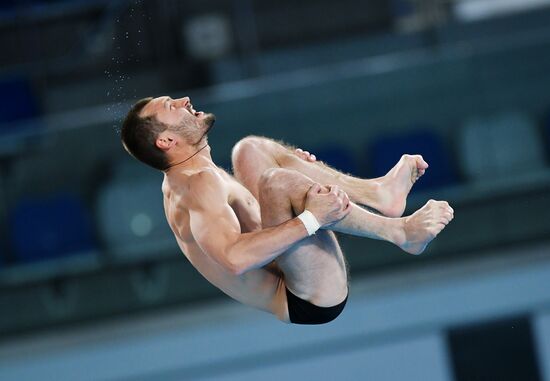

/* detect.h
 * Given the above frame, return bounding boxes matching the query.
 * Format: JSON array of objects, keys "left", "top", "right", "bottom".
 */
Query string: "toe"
[{"left": 416, "top": 155, "right": 429, "bottom": 169}]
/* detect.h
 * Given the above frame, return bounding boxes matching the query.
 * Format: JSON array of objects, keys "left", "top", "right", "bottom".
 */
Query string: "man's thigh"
[
  {"left": 276, "top": 230, "right": 349, "bottom": 308},
  {"left": 258, "top": 167, "right": 349, "bottom": 308}
]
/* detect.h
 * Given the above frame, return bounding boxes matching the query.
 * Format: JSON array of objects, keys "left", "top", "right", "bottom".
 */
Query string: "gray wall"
[{"left": 1, "top": 243, "right": 549, "bottom": 381}]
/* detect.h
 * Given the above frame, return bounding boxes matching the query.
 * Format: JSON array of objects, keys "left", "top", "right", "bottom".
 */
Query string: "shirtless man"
[{"left": 121, "top": 95, "right": 454, "bottom": 325}]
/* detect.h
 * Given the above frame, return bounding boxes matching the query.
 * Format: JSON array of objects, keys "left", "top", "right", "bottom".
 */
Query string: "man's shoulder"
[
  {"left": 184, "top": 168, "right": 228, "bottom": 209},
  {"left": 187, "top": 167, "right": 221, "bottom": 185},
  {"left": 167, "top": 167, "right": 221, "bottom": 190}
]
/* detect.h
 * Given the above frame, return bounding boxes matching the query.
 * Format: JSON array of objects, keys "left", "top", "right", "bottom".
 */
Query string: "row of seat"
[
  {"left": 321, "top": 111, "right": 550, "bottom": 189},
  {"left": 1, "top": 110, "right": 549, "bottom": 268},
  {"left": 0, "top": 76, "right": 41, "bottom": 132}
]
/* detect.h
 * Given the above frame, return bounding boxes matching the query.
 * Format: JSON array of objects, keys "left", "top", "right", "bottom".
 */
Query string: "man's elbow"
[
  {"left": 229, "top": 264, "right": 247, "bottom": 276},
  {"left": 225, "top": 250, "right": 249, "bottom": 276}
]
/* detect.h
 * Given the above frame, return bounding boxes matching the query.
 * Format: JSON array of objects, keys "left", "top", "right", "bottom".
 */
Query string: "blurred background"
[{"left": 0, "top": 0, "right": 550, "bottom": 380}]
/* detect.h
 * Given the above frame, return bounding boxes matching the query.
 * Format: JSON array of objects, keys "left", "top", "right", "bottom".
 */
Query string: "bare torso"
[{"left": 161, "top": 164, "right": 288, "bottom": 318}]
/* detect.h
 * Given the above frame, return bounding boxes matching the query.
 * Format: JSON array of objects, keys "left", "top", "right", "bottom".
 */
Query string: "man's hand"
[
  {"left": 295, "top": 148, "right": 316, "bottom": 162},
  {"left": 304, "top": 184, "right": 351, "bottom": 227}
]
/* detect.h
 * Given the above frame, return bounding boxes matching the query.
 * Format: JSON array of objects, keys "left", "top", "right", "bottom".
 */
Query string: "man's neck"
[{"left": 164, "top": 143, "right": 213, "bottom": 173}]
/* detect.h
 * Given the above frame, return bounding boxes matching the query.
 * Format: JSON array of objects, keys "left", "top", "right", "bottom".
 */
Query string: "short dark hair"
[{"left": 121, "top": 97, "right": 170, "bottom": 170}]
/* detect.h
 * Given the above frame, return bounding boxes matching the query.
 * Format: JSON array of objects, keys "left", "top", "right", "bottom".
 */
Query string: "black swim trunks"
[{"left": 286, "top": 287, "right": 348, "bottom": 325}]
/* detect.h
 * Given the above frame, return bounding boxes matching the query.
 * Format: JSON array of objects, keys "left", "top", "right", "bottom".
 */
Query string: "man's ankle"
[{"left": 391, "top": 217, "right": 408, "bottom": 248}]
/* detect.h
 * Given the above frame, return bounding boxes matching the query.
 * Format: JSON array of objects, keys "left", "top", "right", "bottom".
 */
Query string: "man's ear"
[{"left": 155, "top": 131, "right": 177, "bottom": 152}]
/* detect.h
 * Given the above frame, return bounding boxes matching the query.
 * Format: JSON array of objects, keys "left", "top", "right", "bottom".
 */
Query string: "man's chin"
[
  {"left": 194, "top": 114, "right": 216, "bottom": 145},
  {"left": 204, "top": 113, "right": 216, "bottom": 127}
]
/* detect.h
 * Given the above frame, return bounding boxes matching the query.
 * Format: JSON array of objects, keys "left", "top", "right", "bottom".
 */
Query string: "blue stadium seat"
[
  {"left": 96, "top": 174, "right": 176, "bottom": 261},
  {"left": 459, "top": 112, "right": 545, "bottom": 181},
  {"left": 9, "top": 192, "right": 96, "bottom": 263},
  {"left": 314, "top": 144, "right": 357, "bottom": 175},
  {"left": 0, "top": 76, "right": 40, "bottom": 125},
  {"left": 369, "top": 129, "right": 459, "bottom": 191}
]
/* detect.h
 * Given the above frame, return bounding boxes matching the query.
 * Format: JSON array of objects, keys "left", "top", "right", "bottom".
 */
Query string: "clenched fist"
[
  {"left": 304, "top": 183, "right": 351, "bottom": 227},
  {"left": 295, "top": 148, "right": 316, "bottom": 162}
]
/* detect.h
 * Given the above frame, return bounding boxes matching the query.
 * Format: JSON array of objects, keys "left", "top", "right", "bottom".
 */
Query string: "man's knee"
[
  {"left": 259, "top": 168, "right": 311, "bottom": 199},
  {"left": 258, "top": 168, "right": 313, "bottom": 219},
  {"left": 231, "top": 135, "right": 270, "bottom": 167},
  {"left": 259, "top": 168, "right": 288, "bottom": 195}
]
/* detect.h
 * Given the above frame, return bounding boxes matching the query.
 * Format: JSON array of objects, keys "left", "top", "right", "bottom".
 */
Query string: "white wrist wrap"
[{"left": 297, "top": 210, "right": 321, "bottom": 236}]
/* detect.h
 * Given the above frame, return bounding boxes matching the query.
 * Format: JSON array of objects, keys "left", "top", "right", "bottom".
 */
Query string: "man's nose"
[{"left": 181, "top": 96, "right": 190, "bottom": 106}]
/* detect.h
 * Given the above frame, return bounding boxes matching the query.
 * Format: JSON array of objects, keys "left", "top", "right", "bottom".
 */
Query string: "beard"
[{"left": 192, "top": 113, "right": 216, "bottom": 146}]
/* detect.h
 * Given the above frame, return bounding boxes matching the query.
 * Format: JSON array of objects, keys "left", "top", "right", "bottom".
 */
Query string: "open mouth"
[{"left": 188, "top": 104, "right": 203, "bottom": 117}]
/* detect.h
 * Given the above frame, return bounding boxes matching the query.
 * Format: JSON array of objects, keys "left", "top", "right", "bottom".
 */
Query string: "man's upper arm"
[{"left": 187, "top": 170, "right": 241, "bottom": 271}]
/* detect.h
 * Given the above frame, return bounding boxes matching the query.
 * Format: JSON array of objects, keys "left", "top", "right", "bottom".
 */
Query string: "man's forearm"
[{"left": 227, "top": 217, "right": 309, "bottom": 275}]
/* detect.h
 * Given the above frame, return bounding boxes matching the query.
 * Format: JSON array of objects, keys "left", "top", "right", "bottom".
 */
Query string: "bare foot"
[
  {"left": 397, "top": 200, "right": 454, "bottom": 255},
  {"left": 377, "top": 154, "right": 429, "bottom": 218}
]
